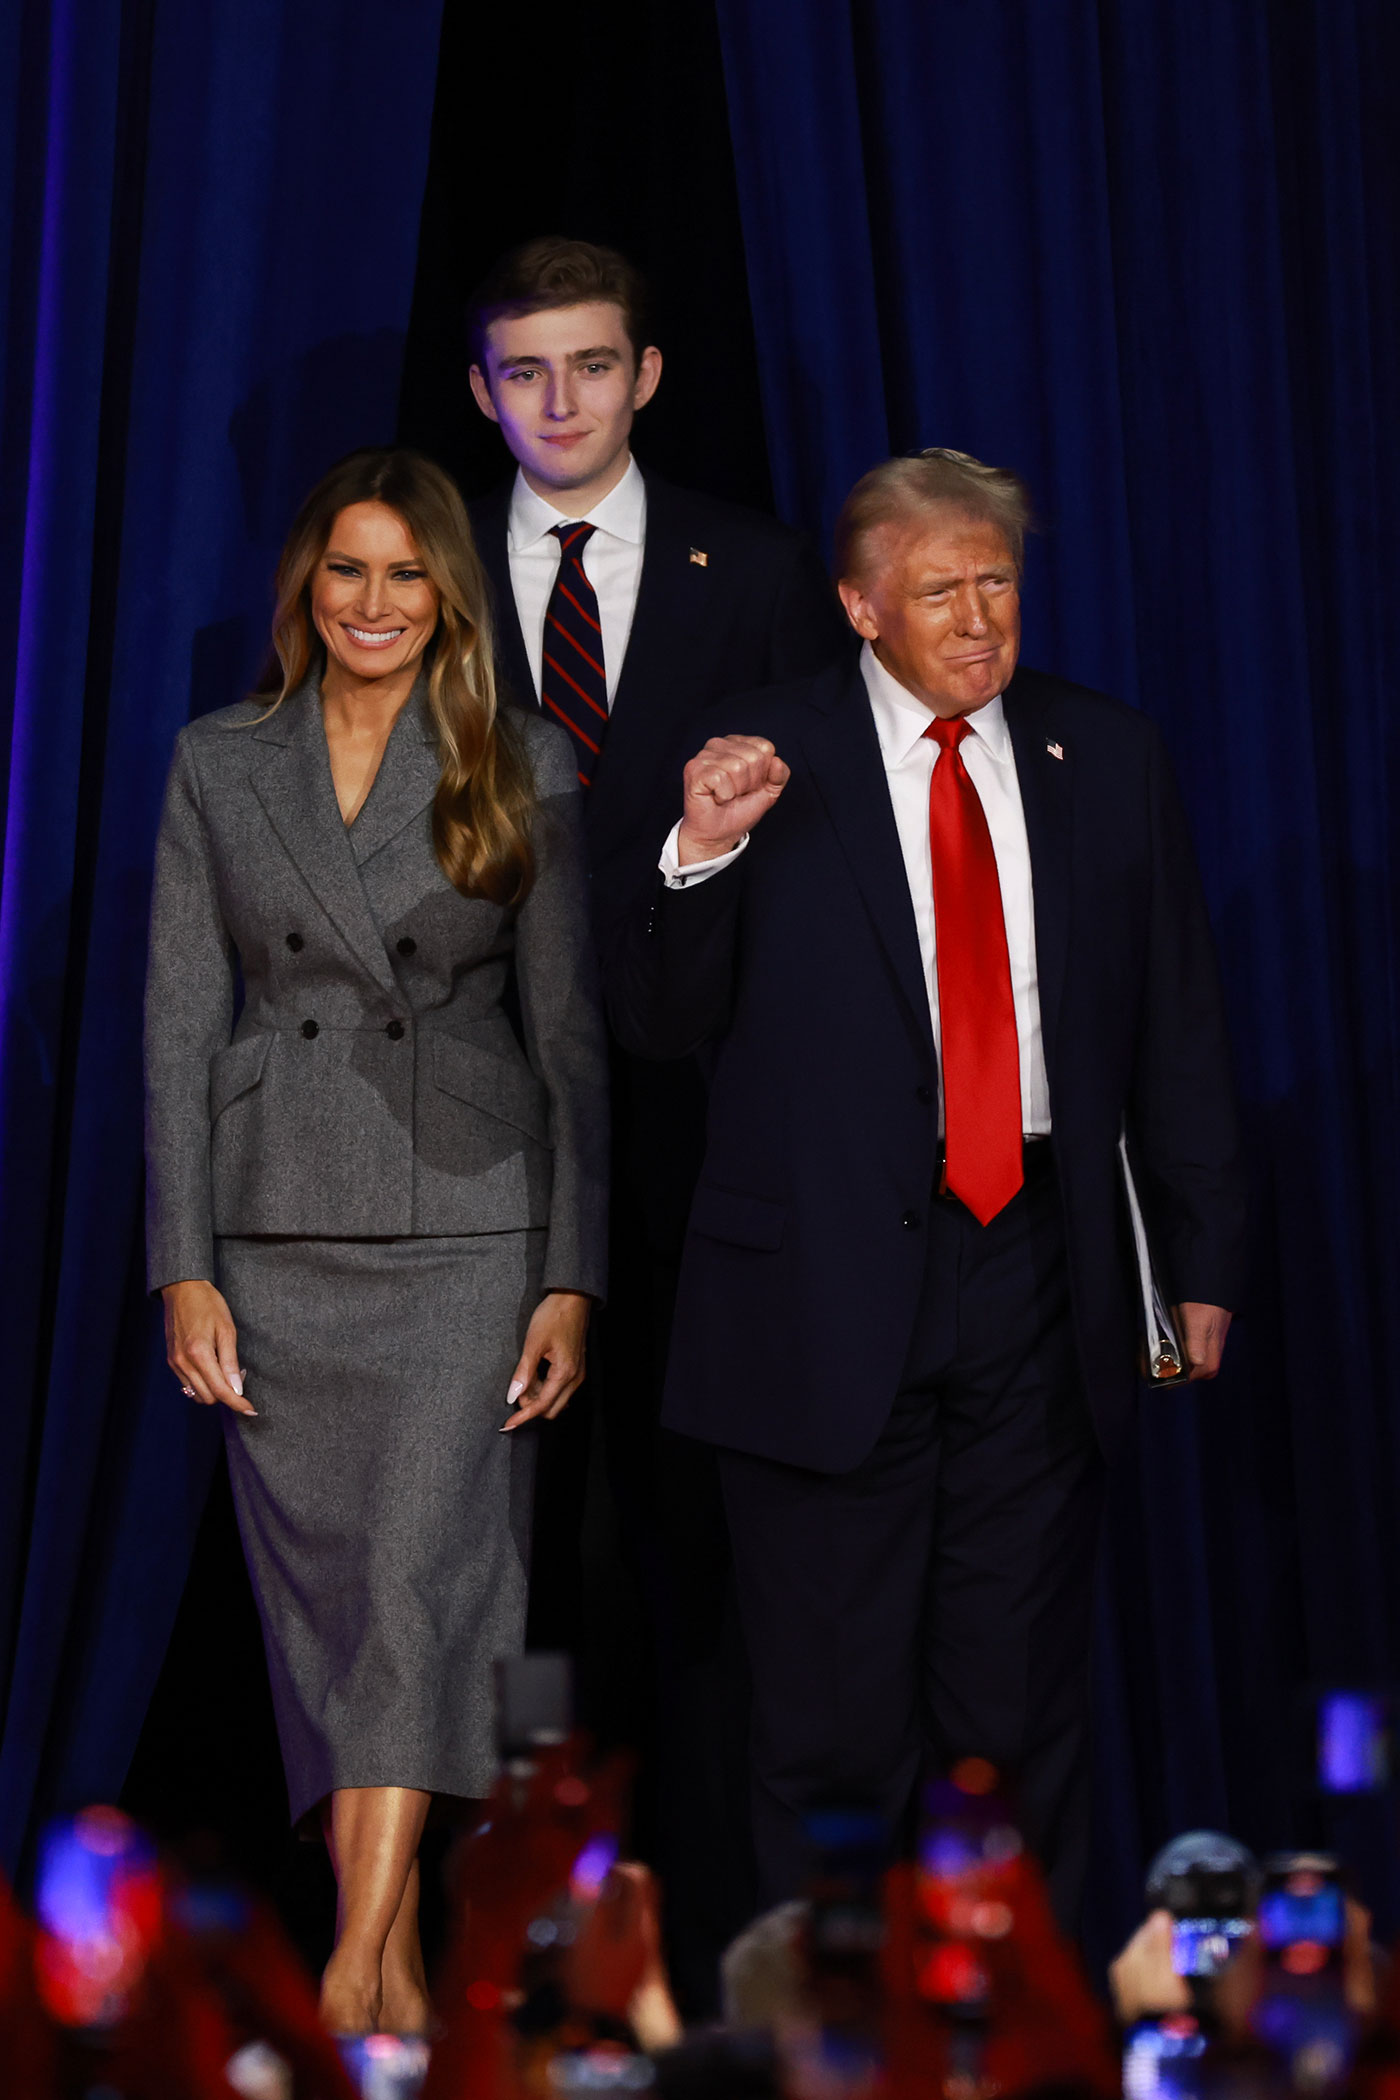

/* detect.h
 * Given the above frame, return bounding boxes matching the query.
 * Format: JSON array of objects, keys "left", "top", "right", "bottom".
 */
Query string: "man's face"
[
  {"left": 469, "top": 301, "right": 662, "bottom": 500},
  {"left": 838, "top": 508, "right": 1021, "bottom": 717}
]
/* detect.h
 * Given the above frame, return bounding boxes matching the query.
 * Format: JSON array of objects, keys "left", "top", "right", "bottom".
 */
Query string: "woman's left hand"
[{"left": 502, "top": 1291, "right": 592, "bottom": 1431}]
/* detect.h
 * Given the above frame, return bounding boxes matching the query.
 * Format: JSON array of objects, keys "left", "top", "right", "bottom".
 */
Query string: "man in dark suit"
[
  {"left": 605, "top": 448, "right": 1247, "bottom": 1926},
  {"left": 465, "top": 237, "right": 845, "bottom": 2001}
]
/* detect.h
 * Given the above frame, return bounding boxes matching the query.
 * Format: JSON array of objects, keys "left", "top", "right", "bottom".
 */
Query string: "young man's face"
[{"left": 469, "top": 301, "right": 662, "bottom": 504}]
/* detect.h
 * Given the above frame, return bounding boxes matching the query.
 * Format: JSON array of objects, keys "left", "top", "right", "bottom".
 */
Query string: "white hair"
[{"left": 834, "top": 447, "right": 1032, "bottom": 580}]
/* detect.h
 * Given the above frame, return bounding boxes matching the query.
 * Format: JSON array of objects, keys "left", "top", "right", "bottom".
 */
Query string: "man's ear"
[
  {"left": 837, "top": 577, "right": 877, "bottom": 639},
  {"left": 632, "top": 345, "right": 663, "bottom": 413},
  {"left": 468, "top": 364, "right": 500, "bottom": 424}
]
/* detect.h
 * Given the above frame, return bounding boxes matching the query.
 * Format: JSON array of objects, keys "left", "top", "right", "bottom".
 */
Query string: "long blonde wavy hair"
[{"left": 258, "top": 448, "right": 535, "bottom": 905}]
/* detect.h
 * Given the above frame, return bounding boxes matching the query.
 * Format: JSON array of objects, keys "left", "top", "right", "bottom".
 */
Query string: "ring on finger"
[{"left": 180, "top": 1385, "right": 196, "bottom": 1397}]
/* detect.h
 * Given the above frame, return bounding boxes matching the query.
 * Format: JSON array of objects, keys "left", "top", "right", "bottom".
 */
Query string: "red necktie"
[
  {"left": 925, "top": 717, "right": 1023, "bottom": 1224},
  {"left": 542, "top": 522, "right": 608, "bottom": 786}
]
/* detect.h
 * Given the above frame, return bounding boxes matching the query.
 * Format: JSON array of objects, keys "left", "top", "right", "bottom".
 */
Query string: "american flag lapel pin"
[
  {"left": 1046, "top": 738, "right": 1064, "bottom": 761},
  {"left": 689, "top": 547, "right": 709, "bottom": 567}
]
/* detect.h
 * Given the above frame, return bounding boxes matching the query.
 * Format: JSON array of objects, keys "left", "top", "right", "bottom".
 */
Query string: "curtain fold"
[
  {"left": 715, "top": 0, "right": 1400, "bottom": 1951},
  {"left": 0, "top": 0, "right": 445, "bottom": 1877}
]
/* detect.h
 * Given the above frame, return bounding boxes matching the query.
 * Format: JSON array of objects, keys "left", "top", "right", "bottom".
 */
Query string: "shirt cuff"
[{"left": 658, "top": 820, "right": 750, "bottom": 889}]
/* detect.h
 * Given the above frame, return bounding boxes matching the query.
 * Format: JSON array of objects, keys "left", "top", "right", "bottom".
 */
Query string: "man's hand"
[
  {"left": 1173, "top": 1302, "right": 1232, "bottom": 1381},
  {"left": 677, "top": 734, "right": 790, "bottom": 867}
]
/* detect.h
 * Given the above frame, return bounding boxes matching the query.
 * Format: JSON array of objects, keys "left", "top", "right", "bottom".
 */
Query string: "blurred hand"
[
  {"left": 1111, "top": 1898, "right": 1377, "bottom": 2038},
  {"left": 1173, "top": 1302, "right": 1232, "bottom": 1381},
  {"left": 426, "top": 1747, "right": 633, "bottom": 2099},
  {"left": 1109, "top": 1910, "right": 1190, "bottom": 2023},
  {"left": 162, "top": 1281, "right": 253, "bottom": 1416},
  {"left": 1342, "top": 1895, "right": 1379, "bottom": 2017},
  {"left": 677, "top": 735, "right": 789, "bottom": 865},
  {"left": 1219, "top": 1896, "right": 1376, "bottom": 2035},
  {"left": 567, "top": 1862, "right": 682, "bottom": 2053},
  {"left": 503, "top": 1291, "right": 591, "bottom": 1431}
]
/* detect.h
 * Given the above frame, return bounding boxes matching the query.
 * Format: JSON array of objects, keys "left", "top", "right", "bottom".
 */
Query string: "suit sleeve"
[
  {"left": 514, "top": 725, "right": 611, "bottom": 1299},
  {"left": 602, "top": 847, "right": 747, "bottom": 1062},
  {"left": 764, "top": 533, "right": 850, "bottom": 681},
  {"left": 1127, "top": 727, "right": 1249, "bottom": 1309},
  {"left": 144, "top": 732, "right": 237, "bottom": 1290}
]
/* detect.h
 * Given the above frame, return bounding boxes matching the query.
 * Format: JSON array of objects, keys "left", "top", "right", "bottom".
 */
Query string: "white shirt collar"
[
  {"left": 507, "top": 455, "right": 647, "bottom": 551},
  {"left": 859, "top": 639, "right": 1012, "bottom": 768}
]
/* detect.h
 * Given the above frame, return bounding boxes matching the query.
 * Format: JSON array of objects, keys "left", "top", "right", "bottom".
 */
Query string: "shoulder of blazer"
[
  {"left": 175, "top": 696, "right": 283, "bottom": 768},
  {"left": 467, "top": 478, "right": 512, "bottom": 543},
  {"left": 638, "top": 466, "right": 814, "bottom": 563},
  {"left": 467, "top": 481, "right": 514, "bottom": 599},
  {"left": 672, "top": 661, "right": 858, "bottom": 759},
  {"left": 1003, "top": 663, "right": 1153, "bottom": 742},
  {"left": 181, "top": 695, "right": 276, "bottom": 735},
  {"left": 626, "top": 668, "right": 852, "bottom": 828}
]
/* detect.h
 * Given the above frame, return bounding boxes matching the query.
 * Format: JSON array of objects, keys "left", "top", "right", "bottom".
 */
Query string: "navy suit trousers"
[{"left": 717, "top": 1142, "right": 1103, "bottom": 1930}]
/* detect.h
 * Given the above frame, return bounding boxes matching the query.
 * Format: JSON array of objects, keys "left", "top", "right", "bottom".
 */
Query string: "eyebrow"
[
  {"left": 323, "top": 548, "right": 423, "bottom": 565},
  {"left": 496, "top": 346, "right": 622, "bottom": 370},
  {"left": 917, "top": 565, "right": 1015, "bottom": 588}
]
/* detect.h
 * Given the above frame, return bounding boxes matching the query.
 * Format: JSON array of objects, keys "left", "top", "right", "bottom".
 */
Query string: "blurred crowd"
[{"left": 8, "top": 1685, "right": 1400, "bottom": 2100}]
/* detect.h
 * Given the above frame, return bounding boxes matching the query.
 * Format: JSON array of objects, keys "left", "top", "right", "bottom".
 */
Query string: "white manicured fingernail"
[
  {"left": 507, "top": 1379, "right": 525, "bottom": 1405},
  {"left": 230, "top": 1372, "right": 243, "bottom": 1397}
]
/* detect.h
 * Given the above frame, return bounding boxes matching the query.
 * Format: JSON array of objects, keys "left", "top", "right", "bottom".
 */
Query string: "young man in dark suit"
[
  {"left": 465, "top": 237, "right": 846, "bottom": 2003},
  {"left": 606, "top": 448, "right": 1248, "bottom": 1929}
]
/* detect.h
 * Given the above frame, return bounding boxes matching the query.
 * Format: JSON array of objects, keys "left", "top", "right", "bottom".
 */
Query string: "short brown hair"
[
  {"left": 258, "top": 448, "right": 536, "bottom": 906},
  {"left": 467, "top": 236, "right": 650, "bottom": 367},
  {"left": 834, "top": 448, "right": 1033, "bottom": 581}
]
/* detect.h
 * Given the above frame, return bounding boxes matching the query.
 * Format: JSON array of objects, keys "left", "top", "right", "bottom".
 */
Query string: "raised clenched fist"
[{"left": 677, "top": 735, "right": 790, "bottom": 867}]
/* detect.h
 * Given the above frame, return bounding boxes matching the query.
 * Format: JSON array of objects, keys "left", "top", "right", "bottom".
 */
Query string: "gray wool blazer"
[{"left": 144, "top": 676, "right": 608, "bottom": 1299}]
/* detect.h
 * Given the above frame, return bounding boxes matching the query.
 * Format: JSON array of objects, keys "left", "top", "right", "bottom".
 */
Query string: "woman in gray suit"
[{"left": 144, "top": 448, "right": 607, "bottom": 2036}]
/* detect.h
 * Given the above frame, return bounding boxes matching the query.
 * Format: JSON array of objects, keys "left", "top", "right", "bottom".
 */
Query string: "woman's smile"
[{"left": 343, "top": 623, "right": 406, "bottom": 648}]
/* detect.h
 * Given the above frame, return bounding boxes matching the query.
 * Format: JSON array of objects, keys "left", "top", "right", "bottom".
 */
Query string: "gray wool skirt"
[{"left": 215, "top": 1231, "right": 542, "bottom": 1827}]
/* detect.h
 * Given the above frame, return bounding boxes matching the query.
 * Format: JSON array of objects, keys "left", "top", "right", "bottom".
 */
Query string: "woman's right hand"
[{"left": 161, "top": 1280, "right": 255, "bottom": 1416}]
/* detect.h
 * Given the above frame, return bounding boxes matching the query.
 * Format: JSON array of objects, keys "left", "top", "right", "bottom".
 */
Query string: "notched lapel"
[
  {"left": 249, "top": 685, "right": 399, "bottom": 998},
  {"left": 802, "top": 674, "right": 935, "bottom": 1057},
  {"left": 1005, "top": 678, "right": 1074, "bottom": 1070},
  {"left": 592, "top": 480, "right": 715, "bottom": 840},
  {"left": 606, "top": 482, "right": 710, "bottom": 736}
]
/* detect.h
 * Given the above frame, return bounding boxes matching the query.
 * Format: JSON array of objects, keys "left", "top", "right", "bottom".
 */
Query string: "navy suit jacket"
[{"left": 604, "top": 659, "right": 1248, "bottom": 1469}]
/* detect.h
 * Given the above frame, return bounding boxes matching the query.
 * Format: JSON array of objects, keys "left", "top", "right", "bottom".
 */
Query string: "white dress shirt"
[
  {"left": 659, "top": 639, "right": 1052, "bottom": 1134},
  {"left": 507, "top": 457, "right": 647, "bottom": 707}
]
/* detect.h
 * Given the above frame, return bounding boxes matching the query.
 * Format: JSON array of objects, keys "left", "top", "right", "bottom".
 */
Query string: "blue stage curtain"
[
  {"left": 0, "top": 0, "right": 443, "bottom": 1878},
  {"left": 715, "top": 0, "right": 1400, "bottom": 1948}
]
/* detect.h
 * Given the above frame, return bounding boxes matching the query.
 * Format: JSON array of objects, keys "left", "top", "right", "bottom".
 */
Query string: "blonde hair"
[
  {"left": 260, "top": 448, "right": 535, "bottom": 905},
  {"left": 834, "top": 447, "right": 1033, "bottom": 582}
]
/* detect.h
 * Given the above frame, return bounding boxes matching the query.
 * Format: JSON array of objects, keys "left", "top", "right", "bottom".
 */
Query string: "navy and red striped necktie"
[{"left": 542, "top": 521, "right": 608, "bottom": 787}]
